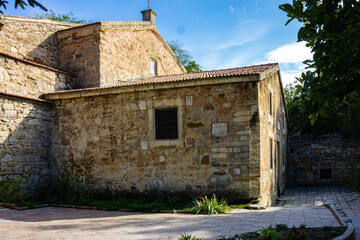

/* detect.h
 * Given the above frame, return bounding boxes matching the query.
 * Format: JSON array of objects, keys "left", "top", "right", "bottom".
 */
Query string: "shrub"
[
  {"left": 257, "top": 225, "right": 280, "bottom": 240},
  {"left": 191, "top": 194, "right": 230, "bottom": 215},
  {"left": 50, "top": 154, "right": 90, "bottom": 203},
  {"left": 286, "top": 226, "right": 306, "bottom": 240},
  {"left": 178, "top": 233, "right": 203, "bottom": 240},
  {"left": 275, "top": 223, "right": 288, "bottom": 231},
  {"left": 0, "top": 171, "right": 31, "bottom": 204}
]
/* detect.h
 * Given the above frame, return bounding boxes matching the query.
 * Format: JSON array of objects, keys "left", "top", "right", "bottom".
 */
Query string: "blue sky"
[{"left": 4, "top": 0, "right": 313, "bottom": 86}]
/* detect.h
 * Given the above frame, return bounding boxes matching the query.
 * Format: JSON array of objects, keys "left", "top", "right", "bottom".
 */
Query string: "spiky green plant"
[
  {"left": 178, "top": 233, "right": 203, "bottom": 240},
  {"left": 191, "top": 194, "right": 230, "bottom": 215}
]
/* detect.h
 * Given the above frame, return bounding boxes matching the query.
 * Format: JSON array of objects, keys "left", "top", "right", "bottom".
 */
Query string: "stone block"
[
  {"left": 139, "top": 101, "right": 147, "bottom": 110},
  {"left": 185, "top": 96, "right": 193, "bottom": 106},
  {"left": 212, "top": 123, "right": 227, "bottom": 137},
  {"left": 141, "top": 141, "right": 148, "bottom": 150},
  {"left": 1, "top": 155, "right": 13, "bottom": 162}
]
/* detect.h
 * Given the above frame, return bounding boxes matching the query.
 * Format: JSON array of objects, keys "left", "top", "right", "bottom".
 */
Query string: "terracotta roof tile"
[
  {"left": 0, "top": 52, "right": 74, "bottom": 76},
  {"left": 44, "top": 63, "right": 278, "bottom": 95},
  {"left": 0, "top": 91, "right": 53, "bottom": 104}
]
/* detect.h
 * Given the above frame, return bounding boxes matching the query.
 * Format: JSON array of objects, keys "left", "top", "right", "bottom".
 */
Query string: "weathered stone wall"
[
  {"left": 258, "top": 71, "right": 287, "bottom": 206},
  {"left": 287, "top": 134, "right": 360, "bottom": 186},
  {"left": 57, "top": 22, "right": 185, "bottom": 88},
  {"left": 0, "top": 54, "right": 75, "bottom": 98},
  {"left": 57, "top": 24, "right": 101, "bottom": 88},
  {"left": 0, "top": 15, "right": 79, "bottom": 68},
  {"left": 51, "top": 81, "right": 259, "bottom": 201},
  {"left": 99, "top": 22, "right": 185, "bottom": 85},
  {"left": 0, "top": 95, "right": 53, "bottom": 191}
]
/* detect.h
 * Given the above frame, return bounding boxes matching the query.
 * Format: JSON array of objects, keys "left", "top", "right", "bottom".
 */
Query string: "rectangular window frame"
[
  {"left": 269, "top": 92, "right": 272, "bottom": 116},
  {"left": 154, "top": 108, "right": 179, "bottom": 140},
  {"left": 270, "top": 138, "right": 273, "bottom": 169},
  {"left": 150, "top": 58, "right": 157, "bottom": 76}
]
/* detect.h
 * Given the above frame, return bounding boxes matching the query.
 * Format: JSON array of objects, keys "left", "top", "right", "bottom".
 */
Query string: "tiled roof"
[
  {"left": 44, "top": 63, "right": 278, "bottom": 95},
  {"left": 0, "top": 52, "right": 74, "bottom": 76},
  {"left": 0, "top": 91, "right": 53, "bottom": 104}
]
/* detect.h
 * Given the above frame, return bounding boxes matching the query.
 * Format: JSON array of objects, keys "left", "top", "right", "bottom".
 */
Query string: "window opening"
[{"left": 155, "top": 108, "right": 178, "bottom": 140}]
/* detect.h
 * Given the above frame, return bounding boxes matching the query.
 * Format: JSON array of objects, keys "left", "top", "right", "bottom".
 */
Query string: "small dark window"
[
  {"left": 269, "top": 92, "right": 272, "bottom": 116},
  {"left": 155, "top": 108, "right": 178, "bottom": 140},
  {"left": 270, "top": 138, "right": 273, "bottom": 169},
  {"left": 320, "top": 169, "right": 332, "bottom": 179}
]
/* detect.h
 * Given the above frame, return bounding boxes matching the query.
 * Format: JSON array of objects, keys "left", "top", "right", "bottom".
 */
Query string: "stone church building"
[{"left": 0, "top": 9, "right": 287, "bottom": 206}]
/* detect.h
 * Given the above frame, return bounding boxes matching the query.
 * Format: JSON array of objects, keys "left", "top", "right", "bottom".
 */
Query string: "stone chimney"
[{"left": 141, "top": 9, "right": 157, "bottom": 25}]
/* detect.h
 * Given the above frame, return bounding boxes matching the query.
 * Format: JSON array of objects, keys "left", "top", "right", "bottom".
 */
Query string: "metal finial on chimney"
[{"left": 148, "top": 0, "right": 150, "bottom": 9}]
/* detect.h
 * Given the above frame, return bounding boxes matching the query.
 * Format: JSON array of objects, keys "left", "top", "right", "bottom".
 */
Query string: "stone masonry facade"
[
  {"left": 51, "top": 82, "right": 259, "bottom": 200},
  {"left": 0, "top": 10, "right": 287, "bottom": 206},
  {"left": 0, "top": 95, "right": 53, "bottom": 190}
]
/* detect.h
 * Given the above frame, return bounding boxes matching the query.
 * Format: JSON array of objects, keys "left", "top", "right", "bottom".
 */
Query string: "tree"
[
  {"left": 35, "top": 10, "right": 89, "bottom": 24},
  {"left": 0, "top": 0, "right": 46, "bottom": 14},
  {"left": 284, "top": 79, "right": 342, "bottom": 135},
  {"left": 280, "top": 0, "right": 360, "bottom": 134},
  {"left": 168, "top": 41, "right": 202, "bottom": 73}
]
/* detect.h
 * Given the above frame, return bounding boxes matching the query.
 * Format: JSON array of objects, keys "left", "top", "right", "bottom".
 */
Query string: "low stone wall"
[
  {"left": 0, "top": 54, "right": 75, "bottom": 98},
  {"left": 287, "top": 134, "right": 360, "bottom": 186},
  {"left": 0, "top": 95, "right": 53, "bottom": 191}
]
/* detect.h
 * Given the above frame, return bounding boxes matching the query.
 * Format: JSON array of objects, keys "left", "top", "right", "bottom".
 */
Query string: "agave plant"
[{"left": 191, "top": 194, "right": 230, "bottom": 215}]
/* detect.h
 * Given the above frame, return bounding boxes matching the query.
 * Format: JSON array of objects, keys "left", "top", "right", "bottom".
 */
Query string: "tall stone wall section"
[
  {"left": 258, "top": 71, "right": 287, "bottom": 206},
  {"left": 51, "top": 81, "right": 259, "bottom": 201},
  {"left": 57, "top": 24, "right": 101, "bottom": 88},
  {"left": 0, "top": 96, "right": 53, "bottom": 191},
  {"left": 0, "top": 15, "right": 79, "bottom": 68},
  {"left": 287, "top": 134, "right": 360, "bottom": 186},
  {"left": 99, "top": 22, "right": 185, "bottom": 85},
  {"left": 57, "top": 22, "right": 185, "bottom": 88},
  {"left": 0, "top": 54, "right": 75, "bottom": 98}
]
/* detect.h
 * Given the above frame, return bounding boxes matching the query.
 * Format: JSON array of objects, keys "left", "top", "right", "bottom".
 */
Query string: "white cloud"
[
  {"left": 229, "top": 6, "right": 235, "bottom": 13},
  {"left": 214, "top": 21, "right": 269, "bottom": 50},
  {"left": 264, "top": 41, "right": 313, "bottom": 86},
  {"left": 266, "top": 41, "right": 312, "bottom": 64},
  {"left": 280, "top": 70, "right": 303, "bottom": 86}
]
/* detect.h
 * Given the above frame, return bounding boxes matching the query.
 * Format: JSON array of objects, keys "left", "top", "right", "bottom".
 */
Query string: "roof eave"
[{"left": 43, "top": 74, "right": 260, "bottom": 100}]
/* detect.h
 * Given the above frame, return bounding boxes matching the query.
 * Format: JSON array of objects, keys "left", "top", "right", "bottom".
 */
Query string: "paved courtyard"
[
  {"left": 0, "top": 205, "right": 339, "bottom": 240},
  {"left": 277, "top": 186, "right": 360, "bottom": 238}
]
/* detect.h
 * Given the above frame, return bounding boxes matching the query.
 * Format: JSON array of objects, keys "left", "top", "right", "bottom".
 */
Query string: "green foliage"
[
  {"left": 0, "top": 0, "right": 46, "bottom": 14},
  {"left": 284, "top": 80, "right": 351, "bottom": 134},
  {"left": 275, "top": 223, "right": 288, "bottom": 231},
  {"left": 178, "top": 233, "right": 203, "bottom": 240},
  {"left": 257, "top": 226, "right": 280, "bottom": 240},
  {"left": 286, "top": 226, "right": 306, "bottom": 240},
  {"left": 35, "top": 10, "right": 89, "bottom": 24},
  {"left": 299, "top": 223, "right": 306, "bottom": 229},
  {"left": 342, "top": 162, "right": 360, "bottom": 194},
  {"left": 50, "top": 154, "right": 90, "bottom": 203},
  {"left": 280, "top": 0, "right": 360, "bottom": 135},
  {"left": 0, "top": 171, "right": 31, "bottom": 204},
  {"left": 191, "top": 194, "right": 230, "bottom": 214},
  {"left": 168, "top": 41, "right": 202, "bottom": 73}
]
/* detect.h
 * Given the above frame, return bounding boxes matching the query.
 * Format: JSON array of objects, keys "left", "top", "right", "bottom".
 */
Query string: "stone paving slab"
[
  {"left": 0, "top": 206, "right": 340, "bottom": 240},
  {"left": 276, "top": 186, "right": 360, "bottom": 238}
]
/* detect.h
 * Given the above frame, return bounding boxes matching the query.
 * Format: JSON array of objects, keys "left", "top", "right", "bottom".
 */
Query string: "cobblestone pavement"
[
  {"left": 276, "top": 186, "right": 360, "bottom": 238},
  {"left": 0, "top": 205, "right": 340, "bottom": 240}
]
